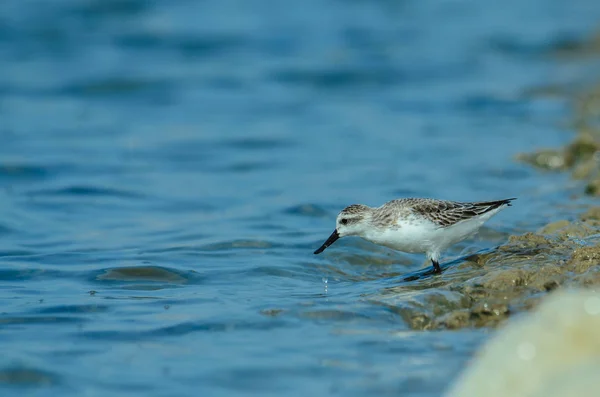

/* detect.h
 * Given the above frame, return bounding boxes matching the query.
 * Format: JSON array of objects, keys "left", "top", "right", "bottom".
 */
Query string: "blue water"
[{"left": 1, "top": 0, "right": 599, "bottom": 396}]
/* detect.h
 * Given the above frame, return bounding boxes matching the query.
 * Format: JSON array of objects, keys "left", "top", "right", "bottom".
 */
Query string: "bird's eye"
[{"left": 341, "top": 218, "right": 348, "bottom": 225}]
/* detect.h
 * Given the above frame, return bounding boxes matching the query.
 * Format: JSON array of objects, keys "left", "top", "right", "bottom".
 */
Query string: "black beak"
[{"left": 314, "top": 229, "right": 340, "bottom": 254}]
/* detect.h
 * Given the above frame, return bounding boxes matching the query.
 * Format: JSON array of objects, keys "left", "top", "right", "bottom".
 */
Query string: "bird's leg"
[{"left": 431, "top": 259, "right": 441, "bottom": 274}]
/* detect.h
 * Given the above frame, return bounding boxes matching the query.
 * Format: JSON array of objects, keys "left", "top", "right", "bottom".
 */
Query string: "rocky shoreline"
[
  {"left": 373, "top": 206, "right": 600, "bottom": 330},
  {"left": 372, "top": 42, "right": 600, "bottom": 331},
  {"left": 441, "top": 30, "right": 600, "bottom": 396}
]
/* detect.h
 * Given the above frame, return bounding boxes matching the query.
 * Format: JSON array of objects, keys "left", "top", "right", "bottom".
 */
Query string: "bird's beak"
[{"left": 314, "top": 229, "right": 340, "bottom": 254}]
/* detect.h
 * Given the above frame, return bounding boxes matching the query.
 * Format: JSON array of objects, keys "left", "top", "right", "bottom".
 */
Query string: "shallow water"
[{"left": 1, "top": 0, "right": 600, "bottom": 396}]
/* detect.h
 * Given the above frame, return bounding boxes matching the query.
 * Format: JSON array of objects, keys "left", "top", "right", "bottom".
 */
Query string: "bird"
[{"left": 314, "top": 197, "right": 515, "bottom": 274}]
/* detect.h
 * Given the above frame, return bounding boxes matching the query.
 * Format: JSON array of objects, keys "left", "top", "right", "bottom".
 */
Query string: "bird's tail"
[{"left": 471, "top": 198, "right": 516, "bottom": 213}]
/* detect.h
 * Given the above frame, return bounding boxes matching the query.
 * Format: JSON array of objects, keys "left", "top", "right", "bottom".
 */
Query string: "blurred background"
[{"left": 1, "top": 0, "right": 600, "bottom": 396}]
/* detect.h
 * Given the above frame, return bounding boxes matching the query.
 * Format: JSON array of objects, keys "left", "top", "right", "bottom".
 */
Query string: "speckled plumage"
[
  {"left": 314, "top": 197, "right": 516, "bottom": 274},
  {"left": 375, "top": 198, "right": 515, "bottom": 228},
  {"left": 340, "top": 204, "right": 369, "bottom": 215}
]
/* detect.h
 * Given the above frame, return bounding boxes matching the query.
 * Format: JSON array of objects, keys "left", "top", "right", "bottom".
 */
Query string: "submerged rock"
[
  {"left": 514, "top": 149, "right": 568, "bottom": 171},
  {"left": 518, "top": 77, "right": 600, "bottom": 193},
  {"left": 581, "top": 206, "right": 600, "bottom": 221},
  {"left": 585, "top": 178, "right": 600, "bottom": 195},
  {"left": 445, "top": 289, "right": 600, "bottom": 397},
  {"left": 370, "top": 217, "right": 600, "bottom": 330},
  {"left": 516, "top": 133, "right": 600, "bottom": 173}
]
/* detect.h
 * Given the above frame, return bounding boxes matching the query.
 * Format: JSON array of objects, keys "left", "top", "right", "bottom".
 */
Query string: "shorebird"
[{"left": 314, "top": 198, "right": 515, "bottom": 273}]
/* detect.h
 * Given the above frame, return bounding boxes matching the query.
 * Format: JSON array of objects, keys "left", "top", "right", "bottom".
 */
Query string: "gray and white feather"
[{"left": 314, "top": 197, "right": 515, "bottom": 273}]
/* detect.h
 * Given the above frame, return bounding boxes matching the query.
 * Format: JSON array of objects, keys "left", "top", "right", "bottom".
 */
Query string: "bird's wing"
[{"left": 407, "top": 198, "right": 515, "bottom": 227}]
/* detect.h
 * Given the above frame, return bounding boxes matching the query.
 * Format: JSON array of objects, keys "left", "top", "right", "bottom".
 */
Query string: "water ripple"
[
  {"left": 270, "top": 67, "right": 400, "bottom": 89},
  {"left": 199, "top": 240, "right": 277, "bottom": 251},
  {"left": 284, "top": 204, "right": 330, "bottom": 218},
  {"left": 34, "top": 304, "right": 110, "bottom": 315},
  {"left": 78, "top": 319, "right": 290, "bottom": 341},
  {"left": 0, "top": 316, "right": 86, "bottom": 326},
  {"left": 29, "top": 185, "right": 146, "bottom": 199}
]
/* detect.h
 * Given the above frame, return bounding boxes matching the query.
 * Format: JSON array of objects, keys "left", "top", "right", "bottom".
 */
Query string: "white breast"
[
  {"left": 360, "top": 207, "right": 504, "bottom": 255},
  {"left": 361, "top": 218, "right": 439, "bottom": 254}
]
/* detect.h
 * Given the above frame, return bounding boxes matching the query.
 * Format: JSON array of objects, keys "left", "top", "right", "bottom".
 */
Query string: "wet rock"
[
  {"left": 537, "top": 219, "right": 570, "bottom": 234},
  {"left": 433, "top": 310, "right": 470, "bottom": 330},
  {"left": 406, "top": 313, "right": 431, "bottom": 330},
  {"left": 470, "top": 300, "right": 510, "bottom": 327},
  {"left": 368, "top": 200, "right": 600, "bottom": 331},
  {"left": 429, "top": 300, "right": 510, "bottom": 330},
  {"left": 503, "top": 232, "right": 556, "bottom": 252},
  {"left": 445, "top": 289, "right": 600, "bottom": 397},
  {"left": 370, "top": 221, "right": 600, "bottom": 330},
  {"left": 542, "top": 279, "right": 560, "bottom": 291},
  {"left": 478, "top": 268, "right": 528, "bottom": 290},
  {"left": 585, "top": 177, "right": 600, "bottom": 196},
  {"left": 572, "top": 156, "right": 598, "bottom": 179},
  {"left": 379, "top": 289, "right": 469, "bottom": 330},
  {"left": 518, "top": 102, "right": 600, "bottom": 190},
  {"left": 581, "top": 206, "right": 600, "bottom": 221},
  {"left": 539, "top": 220, "right": 598, "bottom": 241},
  {"left": 564, "top": 133, "right": 600, "bottom": 166},
  {"left": 567, "top": 246, "right": 600, "bottom": 273},
  {"left": 524, "top": 263, "right": 564, "bottom": 291},
  {"left": 519, "top": 35, "right": 600, "bottom": 196},
  {"left": 515, "top": 149, "right": 567, "bottom": 171},
  {"left": 260, "top": 308, "right": 285, "bottom": 317},
  {"left": 580, "top": 213, "right": 600, "bottom": 229},
  {"left": 570, "top": 267, "right": 600, "bottom": 287}
]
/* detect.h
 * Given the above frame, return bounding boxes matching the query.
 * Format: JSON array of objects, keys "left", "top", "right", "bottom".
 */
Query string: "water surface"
[{"left": 1, "top": 0, "right": 600, "bottom": 396}]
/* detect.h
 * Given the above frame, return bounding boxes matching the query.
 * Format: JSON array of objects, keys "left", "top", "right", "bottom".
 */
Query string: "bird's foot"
[{"left": 431, "top": 260, "right": 442, "bottom": 274}]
